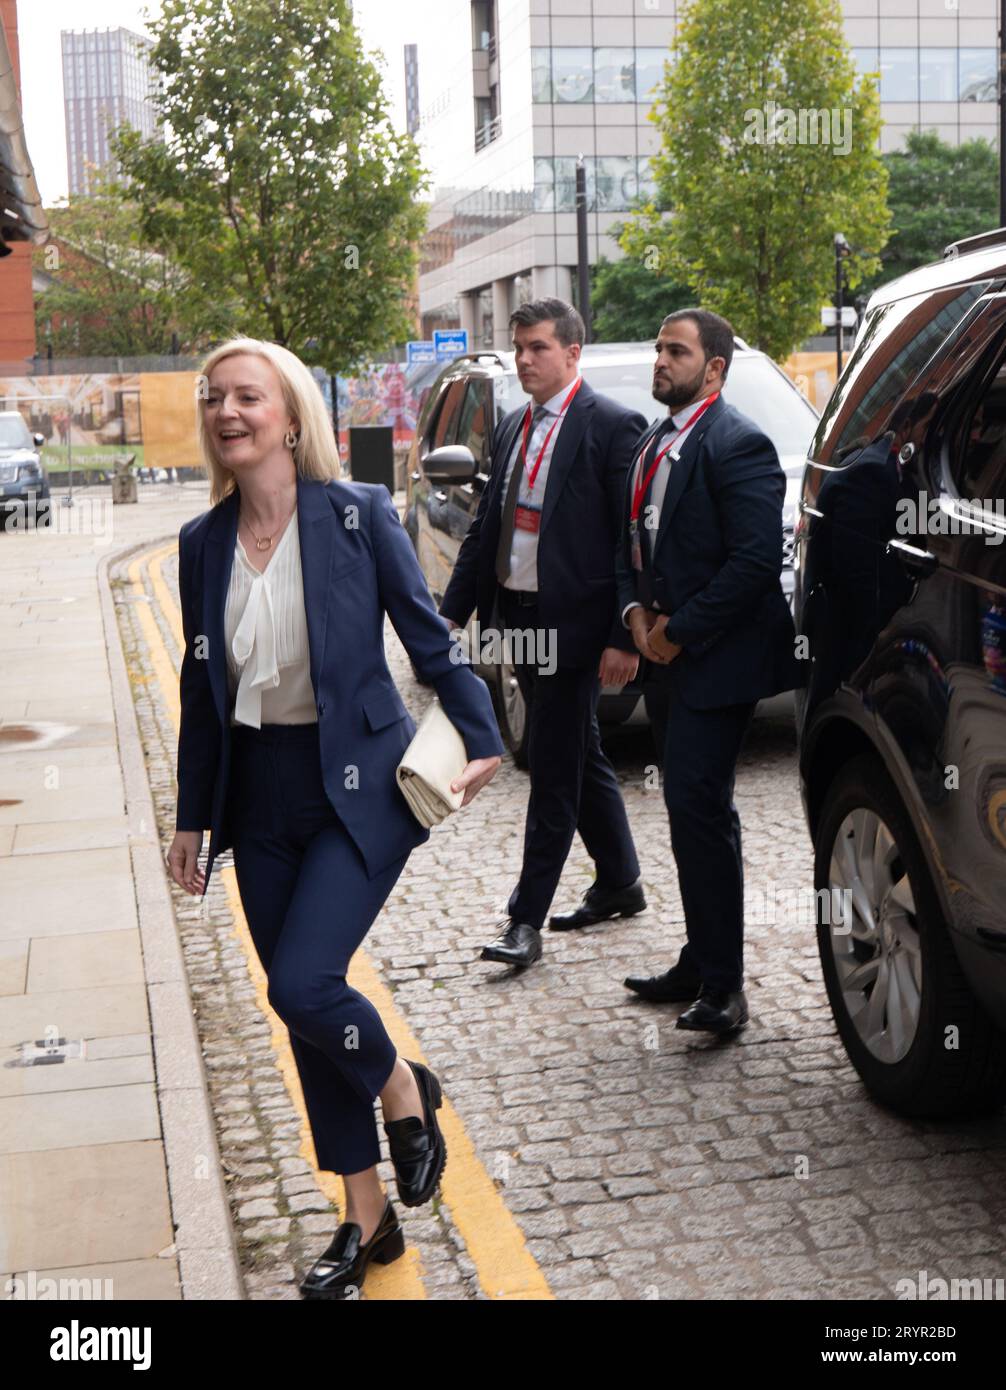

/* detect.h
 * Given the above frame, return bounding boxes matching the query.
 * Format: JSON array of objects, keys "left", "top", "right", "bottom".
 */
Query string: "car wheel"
[
  {"left": 495, "top": 659, "right": 529, "bottom": 769},
  {"left": 814, "top": 753, "right": 1006, "bottom": 1118}
]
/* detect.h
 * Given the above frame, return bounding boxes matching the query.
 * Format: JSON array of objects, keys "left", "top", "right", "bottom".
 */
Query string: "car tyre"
[{"left": 814, "top": 753, "right": 1006, "bottom": 1118}]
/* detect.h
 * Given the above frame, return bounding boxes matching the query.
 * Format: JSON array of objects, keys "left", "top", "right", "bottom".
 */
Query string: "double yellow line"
[{"left": 125, "top": 540, "right": 553, "bottom": 1301}]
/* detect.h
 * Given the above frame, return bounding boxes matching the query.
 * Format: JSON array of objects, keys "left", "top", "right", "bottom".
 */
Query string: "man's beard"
[{"left": 652, "top": 365, "right": 708, "bottom": 410}]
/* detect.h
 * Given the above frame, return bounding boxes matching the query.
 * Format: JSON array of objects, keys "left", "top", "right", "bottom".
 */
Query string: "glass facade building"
[
  {"left": 414, "top": 0, "right": 999, "bottom": 348},
  {"left": 61, "top": 27, "right": 161, "bottom": 196}
]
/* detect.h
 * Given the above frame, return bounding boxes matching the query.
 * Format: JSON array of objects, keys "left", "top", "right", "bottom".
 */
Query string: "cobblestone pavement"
[{"left": 116, "top": 534, "right": 1006, "bottom": 1301}]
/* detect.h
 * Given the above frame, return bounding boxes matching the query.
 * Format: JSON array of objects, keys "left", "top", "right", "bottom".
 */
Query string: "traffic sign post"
[
  {"left": 433, "top": 330, "right": 469, "bottom": 361},
  {"left": 407, "top": 341, "right": 437, "bottom": 367}
]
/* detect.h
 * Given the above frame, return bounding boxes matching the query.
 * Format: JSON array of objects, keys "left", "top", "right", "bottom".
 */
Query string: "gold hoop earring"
[{"left": 284, "top": 429, "right": 299, "bottom": 450}]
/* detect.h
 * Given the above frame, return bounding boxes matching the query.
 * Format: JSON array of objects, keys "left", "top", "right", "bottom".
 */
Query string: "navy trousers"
[
  {"left": 643, "top": 667, "right": 756, "bottom": 993},
  {"left": 225, "top": 722, "right": 409, "bottom": 1175},
  {"left": 501, "top": 591, "right": 640, "bottom": 930}
]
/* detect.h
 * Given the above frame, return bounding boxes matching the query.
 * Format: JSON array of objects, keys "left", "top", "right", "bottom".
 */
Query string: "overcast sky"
[{"left": 18, "top": 0, "right": 420, "bottom": 205}]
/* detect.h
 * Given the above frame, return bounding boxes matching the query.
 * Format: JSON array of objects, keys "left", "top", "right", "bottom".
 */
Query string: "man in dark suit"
[
  {"left": 440, "top": 298, "right": 648, "bottom": 968},
  {"left": 619, "top": 308, "right": 801, "bottom": 1032}
]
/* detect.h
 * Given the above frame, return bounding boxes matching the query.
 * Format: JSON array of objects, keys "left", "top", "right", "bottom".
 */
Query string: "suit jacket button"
[{"left": 318, "top": 703, "right": 326, "bottom": 715}]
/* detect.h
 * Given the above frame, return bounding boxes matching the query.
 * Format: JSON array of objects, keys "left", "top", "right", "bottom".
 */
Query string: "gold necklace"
[{"left": 241, "top": 507, "right": 294, "bottom": 552}]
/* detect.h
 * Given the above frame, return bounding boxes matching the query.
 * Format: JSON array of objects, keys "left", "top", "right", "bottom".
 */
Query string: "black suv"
[
  {"left": 406, "top": 341, "right": 817, "bottom": 763},
  {"left": 796, "top": 228, "right": 1006, "bottom": 1117}
]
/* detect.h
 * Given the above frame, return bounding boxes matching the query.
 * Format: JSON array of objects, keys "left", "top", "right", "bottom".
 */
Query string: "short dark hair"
[
  {"left": 509, "top": 298, "right": 585, "bottom": 349},
  {"left": 662, "top": 308, "right": 735, "bottom": 379}
]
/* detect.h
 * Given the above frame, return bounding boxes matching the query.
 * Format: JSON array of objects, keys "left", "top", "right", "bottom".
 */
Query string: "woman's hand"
[
  {"left": 166, "top": 831, "right": 206, "bottom": 895},
  {"left": 451, "top": 756, "right": 502, "bottom": 807}
]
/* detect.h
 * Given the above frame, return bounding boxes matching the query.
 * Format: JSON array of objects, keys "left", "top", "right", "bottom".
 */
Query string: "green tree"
[
  {"left": 857, "top": 130, "right": 998, "bottom": 296},
  {"left": 114, "top": 0, "right": 427, "bottom": 372},
  {"left": 34, "top": 175, "right": 226, "bottom": 357},
  {"left": 590, "top": 227, "right": 693, "bottom": 342},
  {"left": 620, "top": 0, "right": 890, "bottom": 361}
]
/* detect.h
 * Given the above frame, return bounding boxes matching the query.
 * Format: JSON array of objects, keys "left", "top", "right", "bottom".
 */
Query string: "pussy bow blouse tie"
[{"left": 230, "top": 569, "right": 281, "bottom": 729}]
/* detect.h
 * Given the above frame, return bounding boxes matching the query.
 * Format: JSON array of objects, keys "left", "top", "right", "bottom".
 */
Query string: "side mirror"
[
  {"left": 32, "top": 433, "right": 45, "bottom": 448},
  {"left": 422, "top": 444, "right": 477, "bottom": 484}
]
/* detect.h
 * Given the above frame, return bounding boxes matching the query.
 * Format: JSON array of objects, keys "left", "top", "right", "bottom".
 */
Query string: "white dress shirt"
[
  {"left": 499, "top": 375, "right": 581, "bottom": 591},
  {"left": 622, "top": 393, "right": 718, "bottom": 626},
  {"left": 224, "top": 511, "right": 318, "bottom": 729}
]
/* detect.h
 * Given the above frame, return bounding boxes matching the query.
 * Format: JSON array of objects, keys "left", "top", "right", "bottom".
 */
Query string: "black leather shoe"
[
  {"left": 623, "top": 962, "right": 702, "bottom": 1002},
  {"left": 384, "top": 1059, "right": 447, "bottom": 1208},
  {"left": 479, "top": 920, "right": 542, "bottom": 966},
  {"left": 549, "top": 876, "right": 646, "bottom": 931},
  {"left": 676, "top": 987, "right": 748, "bottom": 1034},
  {"left": 299, "top": 1198, "right": 405, "bottom": 1300}
]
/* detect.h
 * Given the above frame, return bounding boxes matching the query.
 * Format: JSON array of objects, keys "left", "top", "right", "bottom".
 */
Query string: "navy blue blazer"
[
  {"left": 615, "top": 395, "right": 802, "bottom": 708},
  {"left": 439, "top": 378, "right": 647, "bottom": 668},
  {"left": 175, "top": 473, "right": 504, "bottom": 895}
]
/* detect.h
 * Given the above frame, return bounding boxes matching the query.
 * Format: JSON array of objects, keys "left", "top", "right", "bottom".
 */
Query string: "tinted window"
[
  {"left": 956, "top": 357, "right": 1006, "bottom": 505},
  {"left": 813, "top": 282, "right": 989, "bottom": 464},
  {"left": 454, "top": 379, "right": 493, "bottom": 465},
  {"left": 428, "top": 379, "right": 468, "bottom": 451}
]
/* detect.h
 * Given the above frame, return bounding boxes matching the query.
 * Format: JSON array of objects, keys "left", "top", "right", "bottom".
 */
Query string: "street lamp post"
[
  {"left": 834, "top": 232, "right": 851, "bottom": 378},
  {"left": 576, "top": 154, "right": 592, "bottom": 343},
  {"left": 1000, "top": 0, "right": 1006, "bottom": 224}
]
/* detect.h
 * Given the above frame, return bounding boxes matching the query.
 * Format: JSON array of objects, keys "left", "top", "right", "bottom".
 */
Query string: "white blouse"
[{"left": 224, "top": 510, "right": 318, "bottom": 729}]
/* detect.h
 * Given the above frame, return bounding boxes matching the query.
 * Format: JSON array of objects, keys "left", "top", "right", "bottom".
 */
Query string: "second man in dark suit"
[
  {"left": 441, "top": 298, "right": 648, "bottom": 968},
  {"left": 618, "top": 308, "right": 802, "bottom": 1032}
]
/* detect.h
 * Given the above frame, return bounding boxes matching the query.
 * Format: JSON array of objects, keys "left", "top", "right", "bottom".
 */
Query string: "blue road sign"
[
  {"left": 407, "top": 341, "right": 437, "bottom": 366},
  {"left": 434, "top": 330, "right": 469, "bottom": 361}
]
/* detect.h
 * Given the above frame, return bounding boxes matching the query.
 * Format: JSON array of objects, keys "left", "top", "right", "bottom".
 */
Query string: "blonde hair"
[{"left": 196, "top": 338, "right": 341, "bottom": 506}]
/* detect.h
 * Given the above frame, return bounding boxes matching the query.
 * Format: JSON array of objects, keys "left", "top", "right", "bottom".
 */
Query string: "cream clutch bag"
[{"left": 396, "top": 698, "right": 468, "bottom": 828}]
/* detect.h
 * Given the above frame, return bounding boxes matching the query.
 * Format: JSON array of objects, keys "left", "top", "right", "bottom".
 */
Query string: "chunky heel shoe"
[
  {"left": 383, "top": 1058, "right": 447, "bottom": 1208},
  {"left": 372, "top": 1226, "right": 406, "bottom": 1264},
  {"left": 299, "top": 1198, "right": 404, "bottom": 1300}
]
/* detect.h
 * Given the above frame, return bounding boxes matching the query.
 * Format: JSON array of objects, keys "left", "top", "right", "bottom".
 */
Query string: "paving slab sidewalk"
[{"left": 0, "top": 486, "right": 241, "bottom": 1301}]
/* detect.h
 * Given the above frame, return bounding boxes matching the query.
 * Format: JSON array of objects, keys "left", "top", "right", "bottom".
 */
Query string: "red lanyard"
[
  {"left": 630, "top": 391, "right": 720, "bottom": 522},
  {"left": 520, "top": 376, "right": 584, "bottom": 492}
]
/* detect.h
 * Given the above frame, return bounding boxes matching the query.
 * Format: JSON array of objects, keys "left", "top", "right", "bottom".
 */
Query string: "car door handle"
[
  {"left": 887, "top": 538, "right": 938, "bottom": 576},
  {"left": 799, "top": 501, "right": 825, "bottom": 520}
]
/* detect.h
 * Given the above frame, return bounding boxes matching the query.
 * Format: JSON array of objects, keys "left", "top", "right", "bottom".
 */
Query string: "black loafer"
[
  {"left": 623, "top": 962, "right": 702, "bottom": 1003},
  {"left": 384, "top": 1059, "right": 447, "bottom": 1208},
  {"left": 676, "top": 987, "right": 748, "bottom": 1034},
  {"left": 549, "top": 876, "right": 646, "bottom": 931},
  {"left": 479, "top": 921, "right": 542, "bottom": 967},
  {"left": 299, "top": 1198, "right": 405, "bottom": 1300}
]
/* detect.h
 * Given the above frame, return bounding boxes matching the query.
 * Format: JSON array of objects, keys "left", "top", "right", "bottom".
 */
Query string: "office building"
[
  {"left": 416, "top": 0, "right": 999, "bottom": 349},
  {"left": 62, "top": 27, "right": 161, "bottom": 196}
]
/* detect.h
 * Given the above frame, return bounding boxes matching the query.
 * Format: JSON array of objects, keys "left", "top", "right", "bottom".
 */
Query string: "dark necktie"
[
  {"left": 638, "top": 419, "right": 675, "bottom": 608},
  {"left": 496, "top": 404, "right": 550, "bottom": 584}
]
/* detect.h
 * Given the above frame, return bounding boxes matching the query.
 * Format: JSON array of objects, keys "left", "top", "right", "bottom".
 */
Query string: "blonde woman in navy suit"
[{"left": 165, "top": 339, "right": 503, "bottom": 1299}]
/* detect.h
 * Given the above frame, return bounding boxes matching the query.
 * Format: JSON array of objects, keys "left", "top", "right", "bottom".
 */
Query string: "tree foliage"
[
  {"left": 34, "top": 174, "right": 223, "bottom": 356},
  {"left": 857, "top": 130, "right": 999, "bottom": 297},
  {"left": 114, "top": 0, "right": 427, "bottom": 372},
  {"left": 620, "top": 0, "right": 890, "bottom": 360},
  {"left": 590, "top": 229, "right": 693, "bottom": 342}
]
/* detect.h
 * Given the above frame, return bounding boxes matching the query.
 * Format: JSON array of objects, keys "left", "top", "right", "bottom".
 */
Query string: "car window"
[
  {"left": 0, "top": 415, "right": 32, "bottom": 449},
  {"left": 956, "top": 356, "right": 1006, "bottom": 506},
  {"left": 428, "top": 379, "right": 468, "bottom": 452},
  {"left": 454, "top": 379, "right": 492, "bottom": 465},
  {"left": 813, "top": 282, "right": 989, "bottom": 465}
]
